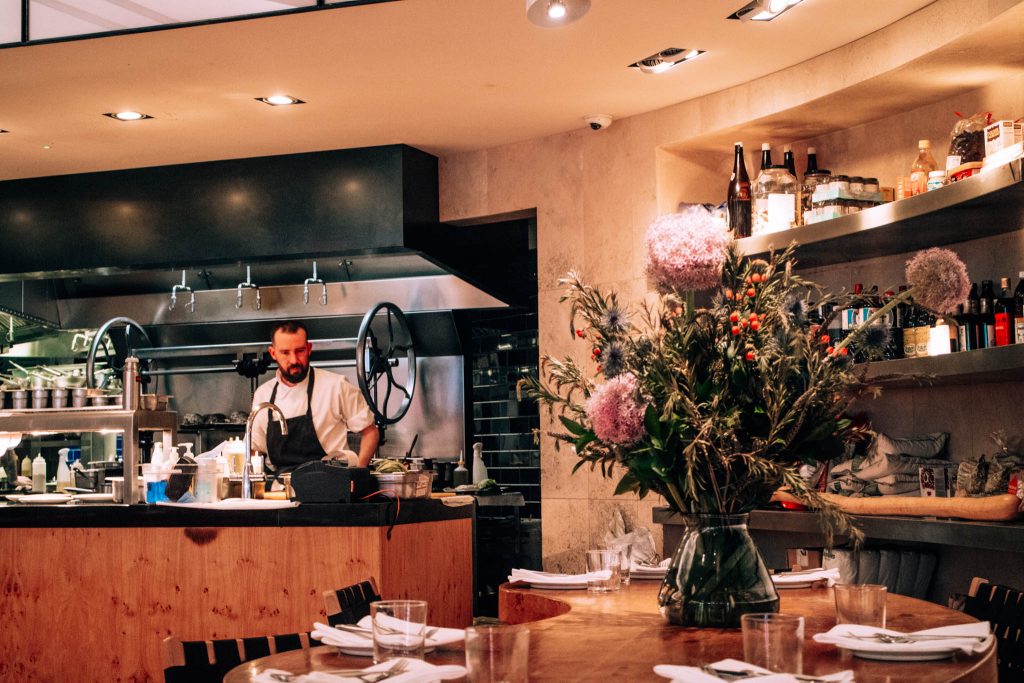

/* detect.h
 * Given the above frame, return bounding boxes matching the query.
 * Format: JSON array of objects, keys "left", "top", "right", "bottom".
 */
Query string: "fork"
[
  {"left": 355, "top": 658, "right": 410, "bottom": 682},
  {"left": 847, "top": 632, "right": 987, "bottom": 644},
  {"left": 703, "top": 665, "right": 832, "bottom": 682}
]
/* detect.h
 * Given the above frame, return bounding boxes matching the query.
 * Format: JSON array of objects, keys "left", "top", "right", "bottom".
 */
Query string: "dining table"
[{"left": 223, "top": 580, "right": 996, "bottom": 682}]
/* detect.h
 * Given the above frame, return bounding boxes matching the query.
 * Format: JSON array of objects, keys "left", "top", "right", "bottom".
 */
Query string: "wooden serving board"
[{"left": 772, "top": 491, "right": 1023, "bottom": 521}]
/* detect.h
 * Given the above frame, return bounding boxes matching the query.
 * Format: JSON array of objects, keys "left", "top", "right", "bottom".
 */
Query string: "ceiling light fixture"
[
  {"left": 729, "top": 0, "right": 802, "bottom": 22},
  {"left": 256, "top": 95, "right": 306, "bottom": 106},
  {"left": 526, "top": 0, "right": 590, "bottom": 27},
  {"left": 103, "top": 111, "right": 153, "bottom": 121},
  {"left": 629, "top": 47, "right": 706, "bottom": 75}
]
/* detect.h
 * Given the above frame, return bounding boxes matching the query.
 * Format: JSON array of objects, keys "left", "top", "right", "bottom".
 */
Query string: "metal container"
[
  {"left": 373, "top": 471, "right": 435, "bottom": 499},
  {"left": 51, "top": 389, "right": 68, "bottom": 409},
  {"left": 11, "top": 390, "right": 27, "bottom": 409},
  {"left": 31, "top": 388, "right": 49, "bottom": 409},
  {"left": 140, "top": 394, "right": 171, "bottom": 410},
  {"left": 72, "top": 388, "right": 89, "bottom": 408}
]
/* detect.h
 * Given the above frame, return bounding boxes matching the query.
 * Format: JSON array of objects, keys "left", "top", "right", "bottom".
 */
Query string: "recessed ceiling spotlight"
[
  {"left": 526, "top": 0, "right": 590, "bottom": 27},
  {"left": 256, "top": 95, "right": 306, "bottom": 106},
  {"left": 629, "top": 47, "right": 706, "bottom": 75},
  {"left": 729, "top": 0, "right": 802, "bottom": 22},
  {"left": 103, "top": 111, "right": 153, "bottom": 121}
]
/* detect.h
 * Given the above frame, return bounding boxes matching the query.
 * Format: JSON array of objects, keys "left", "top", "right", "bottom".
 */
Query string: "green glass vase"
[{"left": 658, "top": 513, "right": 779, "bottom": 628}]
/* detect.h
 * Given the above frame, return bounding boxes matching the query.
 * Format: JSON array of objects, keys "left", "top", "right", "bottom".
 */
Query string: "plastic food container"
[{"left": 373, "top": 471, "right": 435, "bottom": 498}]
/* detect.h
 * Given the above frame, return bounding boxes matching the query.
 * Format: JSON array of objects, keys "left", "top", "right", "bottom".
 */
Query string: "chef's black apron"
[{"left": 266, "top": 367, "right": 328, "bottom": 473}]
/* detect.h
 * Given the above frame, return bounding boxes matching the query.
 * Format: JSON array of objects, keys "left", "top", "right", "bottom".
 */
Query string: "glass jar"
[
  {"left": 829, "top": 174, "right": 850, "bottom": 196},
  {"left": 848, "top": 176, "right": 865, "bottom": 197},
  {"left": 801, "top": 169, "right": 831, "bottom": 218},
  {"left": 863, "top": 177, "right": 879, "bottom": 195},
  {"left": 752, "top": 165, "right": 799, "bottom": 235},
  {"left": 927, "top": 170, "right": 946, "bottom": 191}
]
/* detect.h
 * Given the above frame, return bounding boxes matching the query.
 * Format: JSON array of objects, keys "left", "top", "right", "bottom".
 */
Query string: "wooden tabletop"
[{"left": 224, "top": 582, "right": 995, "bottom": 682}]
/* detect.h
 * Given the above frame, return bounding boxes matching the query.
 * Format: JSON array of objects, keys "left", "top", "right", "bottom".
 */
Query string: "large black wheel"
[{"left": 356, "top": 302, "right": 416, "bottom": 426}]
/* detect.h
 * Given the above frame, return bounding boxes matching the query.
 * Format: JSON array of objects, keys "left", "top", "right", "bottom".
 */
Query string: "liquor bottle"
[
  {"left": 1014, "top": 272, "right": 1024, "bottom": 344},
  {"left": 955, "top": 303, "right": 970, "bottom": 352},
  {"left": 760, "top": 143, "right": 773, "bottom": 170},
  {"left": 909, "top": 140, "right": 938, "bottom": 196},
  {"left": 902, "top": 293, "right": 918, "bottom": 358},
  {"left": 783, "top": 145, "right": 797, "bottom": 177},
  {"left": 727, "top": 142, "right": 752, "bottom": 238},
  {"left": 804, "top": 147, "right": 820, "bottom": 177},
  {"left": 994, "top": 277, "right": 1014, "bottom": 346},
  {"left": 978, "top": 280, "right": 997, "bottom": 348},
  {"left": 883, "top": 290, "right": 902, "bottom": 359},
  {"left": 965, "top": 283, "right": 981, "bottom": 350}
]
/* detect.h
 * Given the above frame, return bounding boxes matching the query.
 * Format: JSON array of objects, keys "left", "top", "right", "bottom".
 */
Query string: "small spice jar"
[
  {"left": 829, "top": 174, "right": 850, "bottom": 196},
  {"left": 927, "top": 170, "right": 946, "bottom": 191},
  {"left": 863, "top": 177, "right": 879, "bottom": 196},
  {"left": 848, "top": 176, "right": 865, "bottom": 197}
]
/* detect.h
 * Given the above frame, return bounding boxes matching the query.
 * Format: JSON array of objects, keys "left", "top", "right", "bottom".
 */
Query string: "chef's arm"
[{"left": 356, "top": 424, "right": 379, "bottom": 468}]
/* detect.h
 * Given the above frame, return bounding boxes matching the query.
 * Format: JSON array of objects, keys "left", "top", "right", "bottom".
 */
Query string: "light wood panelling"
[{"left": 0, "top": 521, "right": 472, "bottom": 682}]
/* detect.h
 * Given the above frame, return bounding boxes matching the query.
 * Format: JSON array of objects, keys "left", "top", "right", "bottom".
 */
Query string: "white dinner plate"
[
  {"left": 15, "top": 493, "right": 72, "bottom": 504},
  {"left": 773, "top": 580, "right": 817, "bottom": 589},
  {"left": 72, "top": 493, "right": 114, "bottom": 502},
  {"left": 846, "top": 646, "right": 956, "bottom": 661},
  {"left": 333, "top": 644, "right": 437, "bottom": 657}
]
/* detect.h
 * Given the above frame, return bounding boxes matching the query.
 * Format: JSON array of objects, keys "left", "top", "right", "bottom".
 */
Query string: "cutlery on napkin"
[
  {"left": 312, "top": 618, "right": 465, "bottom": 650},
  {"left": 812, "top": 621, "right": 992, "bottom": 654},
  {"left": 770, "top": 568, "right": 840, "bottom": 587},
  {"left": 254, "top": 657, "right": 467, "bottom": 683},
  {"left": 653, "top": 658, "right": 853, "bottom": 683},
  {"left": 508, "top": 568, "right": 602, "bottom": 585}
]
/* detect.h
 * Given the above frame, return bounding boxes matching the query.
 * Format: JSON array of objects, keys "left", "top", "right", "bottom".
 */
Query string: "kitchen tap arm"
[{"left": 243, "top": 402, "right": 288, "bottom": 499}]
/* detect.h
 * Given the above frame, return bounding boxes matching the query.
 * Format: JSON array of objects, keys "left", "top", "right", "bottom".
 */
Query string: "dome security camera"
[{"left": 584, "top": 114, "right": 613, "bottom": 131}]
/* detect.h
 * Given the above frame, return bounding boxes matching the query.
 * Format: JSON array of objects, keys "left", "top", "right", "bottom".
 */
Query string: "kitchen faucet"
[
  {"left": 170, "top": 269, "right": 195, "bottom": 312},
  {"left": 236, "top": 265, "right": 261, "bottom": 310},
  {"left": 303, "top": 260, "right": 327, "bottom": 305},
  {"left": 243, "top": 402, "right": 288, "bottom": 499}
]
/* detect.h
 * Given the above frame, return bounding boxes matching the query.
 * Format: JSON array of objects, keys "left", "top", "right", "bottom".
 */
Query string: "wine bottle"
[
  {"left": 965, "top": 282, "right": 981, "bottom": 350},
  {"left": 979, "top": 280, "right": 996, "bottom": 349},
  {"left": 727, "top": 142, "right": 752, "bottom": 238},
  {"left": 760, "top": 143, "right": 773, "bottom": 171},
  {"left": 884, "top": 290, "right": 901, "bottom": 359},
  {"left": 1014, "top": 271, "right": 1024, "bottom": 344},
  {"left": 804, "top": 147, "right": 819, "bottom": 177},
  {"left": 994, "top": 277, "right": 1014, "bottom": 346},
  {"left": 783, "top": 145, "right": 797, "bottom": 177}
]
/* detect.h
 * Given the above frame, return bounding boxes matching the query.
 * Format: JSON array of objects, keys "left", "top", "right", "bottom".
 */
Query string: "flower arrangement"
[{"left": 523, "top": 205, "right": 970, "bottom": 541}]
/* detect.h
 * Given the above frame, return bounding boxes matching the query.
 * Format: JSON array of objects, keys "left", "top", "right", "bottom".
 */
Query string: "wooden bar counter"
[
  {"left": 498, "top": 581, "right": 996, "bottom": 682},
  {"left": 0, "top": 499, "right": 473, "bottom": 682}
]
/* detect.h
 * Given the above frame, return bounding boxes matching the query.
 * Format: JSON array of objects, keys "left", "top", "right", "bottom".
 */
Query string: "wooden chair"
[
  {"left": 323, "top": 577, "right": 382, "bottom": 626},
  {"left": 961, "top": 577, "right": 1024, "bottom": 682},
  {"left": 162, "top": 632, "right": 322, "bottom": 683}
]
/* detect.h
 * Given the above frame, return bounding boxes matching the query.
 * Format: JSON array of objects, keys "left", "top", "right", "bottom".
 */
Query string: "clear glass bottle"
[
  {"left": 910, "top": 139, "right": 938, "bottom": 196},
  {"left": 801, "top": 168, "right": 831, "bottom": 222},
  {"left": 752, "top": 165, "right": 799, "bottom": 235}
]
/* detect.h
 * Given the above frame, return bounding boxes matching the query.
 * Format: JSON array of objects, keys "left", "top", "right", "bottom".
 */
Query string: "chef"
[{"left": 250, "top": 320, "right": 379, "bottom": 471}]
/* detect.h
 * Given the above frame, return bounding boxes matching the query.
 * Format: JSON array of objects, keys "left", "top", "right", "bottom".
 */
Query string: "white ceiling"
[{"left": 0, "top": 0, "right": 939, "bottom": 181}]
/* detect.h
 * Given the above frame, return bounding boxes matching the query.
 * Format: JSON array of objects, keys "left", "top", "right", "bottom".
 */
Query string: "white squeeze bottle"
[
  {"left": 32, "top": 454, "right": 46, "bottom": 492},
  {"left": 151, "top": 441, "right": 165, "bottom": 469},
  {"left": 471, "top": 441, "right": 489, "bottom": 485},
  {"left": 56, "top": 448, "right": 71, "bottom": 492}
]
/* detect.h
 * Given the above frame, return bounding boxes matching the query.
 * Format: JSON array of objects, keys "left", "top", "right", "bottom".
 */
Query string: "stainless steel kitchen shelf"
[
  {"left": 737, "top": 159, "right": 1024, "bottom": 268},
  {"left": 860, "top": 344, "right": 1024, "bottom": 387},
  {"left": 0, "top": 407, "right": 178, "bottom": 433}
]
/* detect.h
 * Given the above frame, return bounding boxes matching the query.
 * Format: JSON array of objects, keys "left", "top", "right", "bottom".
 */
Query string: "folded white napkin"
[
  {"left": 312, "top": 618, "right": 465, "bottom": 650},
  {"left": 771, "top": 567, "right": 840, "bottom": 587},
  {"left": 813, "top": 621, "right": 992, "bottom": 655},
  {"left": 508, "top": 568, "right": 602, "bottom": 585},
  {"left": 654, "top": 658, "right": 853, "bottom": 682},
  {"left": 253, "top": 657, "right": 467, "bottom": 683},
  {"left": 156, "top": 499, "right": 299, "bottom": 510},
  {"left": 631, "top": 558, "right": 672, "bottom": 576}
]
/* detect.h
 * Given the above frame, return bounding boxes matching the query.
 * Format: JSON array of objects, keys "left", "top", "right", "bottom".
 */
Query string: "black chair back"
[
  {"left": 163, "top": 632, "right": 322, "bottom": 683},
  {"left": 324, "top": 577, "right": 382, "bottom": 626},
  {"left": 962, "top": 578, "right": 1024, "bottom": 682}
]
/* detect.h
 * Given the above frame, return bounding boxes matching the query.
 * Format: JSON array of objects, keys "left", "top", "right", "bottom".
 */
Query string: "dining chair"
[
  {"left": 162, "top": 631, "right": 323, "bottom": 683},
  {"left": 323, "top": 577, "right": 382, "bottom": 626},
  {"left": 960, "top": 577, "right": 1024, "bottom": 682}
]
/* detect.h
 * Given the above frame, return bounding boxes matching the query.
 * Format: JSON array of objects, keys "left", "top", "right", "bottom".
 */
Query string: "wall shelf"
[
  {"left": 860, "top": 344, "right": 1024, "bottom": 388},
  {"left": 737, "top": 159, "right": 1023, "bottom": 268}
]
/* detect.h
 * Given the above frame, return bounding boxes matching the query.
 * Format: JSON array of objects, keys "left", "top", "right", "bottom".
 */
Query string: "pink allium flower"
[
  {"left": 645, "top": 206, "right": 730, "bottom": 292},
  {"left": 585, "top": 373, "right": 646, "bottom": 446},
  {"left": 905, "top": 247, "right": 971, "bottom": 314}
]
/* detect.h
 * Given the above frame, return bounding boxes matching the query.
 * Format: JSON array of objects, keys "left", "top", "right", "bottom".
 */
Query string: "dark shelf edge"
[{"left": 860, "top": 344, "right": 1024, "bottom": 387}]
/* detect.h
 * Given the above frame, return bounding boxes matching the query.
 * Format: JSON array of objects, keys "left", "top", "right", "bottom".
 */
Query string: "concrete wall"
[{"left": 438, "top": 0, "right": 1024, "bottom": 571}]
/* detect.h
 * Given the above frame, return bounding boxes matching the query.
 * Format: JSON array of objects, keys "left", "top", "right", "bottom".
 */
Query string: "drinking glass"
[
  {"left": 369, "top": 599, "right": 428, "bottom": 663},
  {"left": 741, "top": 613, "right": 804, "bottom": 674},
  {"left": 586, "top": 549, "right": 621, "bottom": 593},
  {"left": 617, "top": 544, "right": 632, "bottom": 586},
  {"left": 834, "top": 584, "right": 887, "bottom": 627},
  {"left": 465, "top": 624, "right": 530, "bottom": 683}
]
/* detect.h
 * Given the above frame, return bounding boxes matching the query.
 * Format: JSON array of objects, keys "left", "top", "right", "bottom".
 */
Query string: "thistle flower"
[
  {"left": 645, "top": 206, "right": 730, "bottom": 293},
  {"left": 602, "top": 303, "right": 628, "bottom": 333},
  {"left": 585, "top": 373, "right": 646, "bottom": 446},
  {"left": 602, "top": 341, "right": 626, "bottom": 378},
  {"left": 783, "top": 295, "right": 808, "bottom": 324},
  {"left": 861, "top": 324, "right": 891, "bottom": 358},
  {"left": 905, "top": 248, "right": 970, "bottom": 314}
]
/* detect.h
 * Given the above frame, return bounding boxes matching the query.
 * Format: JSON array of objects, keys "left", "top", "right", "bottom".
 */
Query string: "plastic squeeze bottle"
[
  {"left": 21, "top": 454, "right": 32, "bottom": 480},
  {"left": 56, "top": 449, "right": 71, "bottom": 492},
  {"left": 471, "top": 441, "right": 489, "bottom": 485},
  {"left": 32, "top": 454, "right": 46, "bottom": 492}
]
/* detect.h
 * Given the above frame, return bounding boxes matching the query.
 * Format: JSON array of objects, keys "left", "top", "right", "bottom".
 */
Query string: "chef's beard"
[{"left": 280, "top": 362, "right": 310, "bottom": 384}]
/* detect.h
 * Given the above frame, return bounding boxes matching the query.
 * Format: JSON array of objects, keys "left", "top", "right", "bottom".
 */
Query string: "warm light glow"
[
  {"left": 750, "top": 10, "right": 774, "bottom": 20},
  {"left": 114, "top": 111, "right": 145, "bottom": 121},
  {"left": 767, "top": 0, "right": 788, "bottom": 12},
  {"left": 265, "top": 95, "right": 299, "bottom": 106},
  {"left": 684, "top": 50, "right": 701, "bottom": 60},
  {"left": 928, "top": 324, "right": 952, "bottom": 356},
  {"left": 546, "top": 1, "right": 567, "bottom": 19}
]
